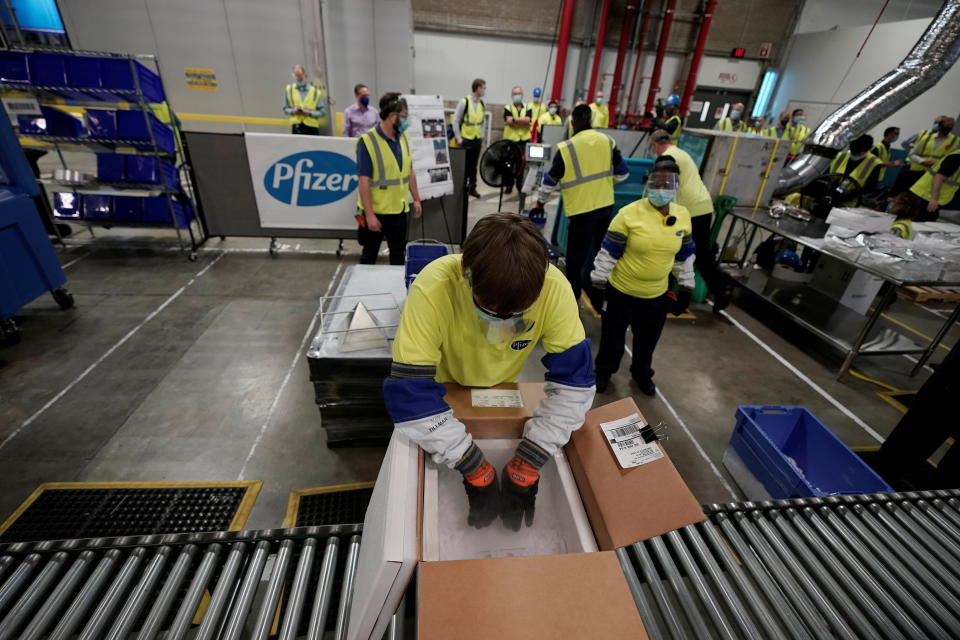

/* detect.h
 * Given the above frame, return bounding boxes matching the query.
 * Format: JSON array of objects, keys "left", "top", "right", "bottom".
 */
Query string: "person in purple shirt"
[{"left": 343, "top": 83, "right": 380, "bottom": 137}]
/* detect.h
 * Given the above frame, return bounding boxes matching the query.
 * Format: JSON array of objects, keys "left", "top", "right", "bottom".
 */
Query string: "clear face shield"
[
  {"left": 472, "top": 300, "right": 533, "bottom": 344},
  {"left": 644, "top": 171, "right": 679, "bottom": 209}
]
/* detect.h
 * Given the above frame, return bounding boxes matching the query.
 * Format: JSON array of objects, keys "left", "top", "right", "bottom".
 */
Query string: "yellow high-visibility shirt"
[
  {"left": 662, "top": 144, "right": 713, "bottom": 217},
  {"left": 589, "top": 103, "right": 609, "bottom": 129},
  {"left": 608, "top": 199, "right": 693, "bottom": 299},
  {"left": 392, "top": 254, "right": 585, "bottom": 387}
]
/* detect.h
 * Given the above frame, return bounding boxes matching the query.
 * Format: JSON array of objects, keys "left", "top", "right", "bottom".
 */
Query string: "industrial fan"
[{"left": 479, "top": 140, "right": 523, "bottom": 211}]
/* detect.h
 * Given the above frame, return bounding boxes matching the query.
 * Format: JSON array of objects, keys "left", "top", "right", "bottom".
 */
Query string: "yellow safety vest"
[
  {"left": 871, "top": 142, "right": 890, "bottom": 181},
  {"left": 910, "top": 150, "right": 960, "bottom": 206},
  {"left": 716, "top": 118, "right": 746, "bottom": 133},
  {"left": 784, "top": 123, "right": 811, "bottom": 156},
  {"left": 538, "top": 112, "right": 562, "bottom": 127},
  {"left": 357, "top": 128, "right": 412, "bottom": 214},
  {"left": 556, "top": 129, "right": 615, "bottom": 216},
  {"left": 828, "top": 151, "right": 883, "bottom": 206},
  {"left": 460, "top": 96, "right": 485, "bottom": 140},
  {"left": 589, "top": 103, "right": 609, "bottom": 129},
  {"left": 907, "top": 130, "right": 959, "bottom": 172},
  {"left": 286, "top": 83, "right": 321, "bottom": 127},
  {"left": 664, "top": 114, "right": 682, "bottom": 143},
  {"left": 504, "top": 103, "right": 532, "bottom": 142},
  {"left": 527, "top": 101, "right": 547, "bottom": 124},
  {"left": 889, "top": 219, "right": 914, "bottom": 240}
]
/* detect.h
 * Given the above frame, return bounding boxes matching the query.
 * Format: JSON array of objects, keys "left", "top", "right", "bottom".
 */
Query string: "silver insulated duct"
[{"left": 777, "top": 0, "right": 960, "bottom": 194}]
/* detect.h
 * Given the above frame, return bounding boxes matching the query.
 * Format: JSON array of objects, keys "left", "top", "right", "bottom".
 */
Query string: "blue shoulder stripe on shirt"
[
  {"left": 542, "top": 339, "right": 595, "bottom": 388},
  {"left": 601, "top": 236, "right": 625, "bottom": 259},
  {"left": 675, "top": 238, "right": 696, "bottom": 261},
  {"left": 383, "top": 376, "right": 449, "bottom": 423}
]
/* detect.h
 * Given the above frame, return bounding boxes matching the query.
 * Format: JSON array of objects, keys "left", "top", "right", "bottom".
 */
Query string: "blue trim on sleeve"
[
  {"left": 542, "top": 339, "right": 596, "bottom": 388},
  {"left": 612, "top": 147, "right": 628, "bottom": 175},
  {"left": 355, "top": 139, "right": 373, "bottom": 178},
  {"left": 383, "top": 376, "right": 450, "bottom": 422},
  {"left": 675, "top": 239, "right": 696, "bottom": 261},
  {"left": 601, "top": 236, "right": 625, "bottom": 259},
  {"left": 547, "top": 152, "right": 565, "bottom": 182}
]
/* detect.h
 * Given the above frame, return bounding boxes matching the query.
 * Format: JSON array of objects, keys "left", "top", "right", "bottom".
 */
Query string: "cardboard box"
[
  {"left": 349, "top": 394, "right": 702, "bottom": 640},
  {"left": 565, "top": 397, "right": 707, "bottom": 550}
]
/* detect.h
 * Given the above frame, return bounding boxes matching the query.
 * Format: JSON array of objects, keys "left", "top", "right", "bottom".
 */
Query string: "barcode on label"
[{"left": 610, "top": 423, "right": 640, "bottom": 438}]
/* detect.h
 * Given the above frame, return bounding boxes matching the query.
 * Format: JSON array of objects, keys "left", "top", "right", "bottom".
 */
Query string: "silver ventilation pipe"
[{"left": 776, "top": 0, "right": 960, "bottom": 194}]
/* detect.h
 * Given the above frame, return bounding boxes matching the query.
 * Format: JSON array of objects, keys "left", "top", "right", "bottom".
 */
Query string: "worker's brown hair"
[
  {"left": 893, "top": 191, "right": 924, "bottom": 221},
  {"left": 651, "top": 129, "right": 672, "bottom": 144},
  {"left": 462, "top": 213, "right": 548, "bottom": 313},
  {"left": 353, "top": 83, "right": 368, "bottom": 95},
  {"left": 472, "top": 78, "right": 486, "bottom": 92}
]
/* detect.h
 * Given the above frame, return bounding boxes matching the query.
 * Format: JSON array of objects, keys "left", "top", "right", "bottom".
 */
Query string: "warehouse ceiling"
[{"left": 413, "top": 0, "right": 803, "bottom": 63}]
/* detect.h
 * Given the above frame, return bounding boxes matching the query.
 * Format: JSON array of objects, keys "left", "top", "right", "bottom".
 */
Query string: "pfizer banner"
[{"left": 245, "top": 132, "right": 358, "bottom": 230}]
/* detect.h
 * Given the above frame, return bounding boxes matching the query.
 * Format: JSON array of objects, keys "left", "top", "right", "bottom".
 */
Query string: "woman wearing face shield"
[
  {"left": 590, "top": 157, "right": 695, "bottom": 396},
  {"left": 384, "top": 214, "right": 596, "bottom": 531}
]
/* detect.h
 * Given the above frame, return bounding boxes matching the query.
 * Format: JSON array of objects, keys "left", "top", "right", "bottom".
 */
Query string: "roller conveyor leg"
[
  {"left": 280, "top": 537, "right": 317, "bottom": 640},
  {"left": 251, "top": 538, "right": 295, "bottom": 640},
  {"left": 221, "top": 540, "right": 271, "bottom": 640},
  {"left": 0, "top": 551, "right": 69, "bottom": 640},
  {"left": 0, "top": 553, "right": 41, "bottom": 616},
  {"left": 665, "top": 530, "right": 738, "bottom": 640},
  {"left": 307, "top": 535, "right": 340, "bottom": 640},
  {"left": 80, "top": 548, "right": 149, "bottom": 640},
  {"left": 683, "top": 525, "right": 764, "bottom": 639},
  {"left": 166, "top": 543, "right": 223, "bottom": 640},
  {"left": 19, "top": 550, "right": 95, "bottom": 640},
  {"left": 334, "top": 534, "right": 361, "bottom": 640},
  {"left": 135, "top": 544, "right": 198, "bottom": 640},
  {"left": 714, "top": 514, "right": 811, "bottom": 640},
  {"left": 48, "top": 548, "right": 123, "bottom": 640},
  {"left": 631, "top": 541, "right": 691, "bottom": 640},
  {"left": 195, "top": 542, "right": 248, "bottom": 640},
  {"left": 615, "top": 547, "right": 665, "bottom": 640}
]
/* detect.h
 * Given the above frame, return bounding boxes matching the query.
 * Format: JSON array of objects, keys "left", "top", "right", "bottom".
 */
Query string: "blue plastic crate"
[
  {"left": 65, "top": 56, "right": 102, "bottom": 89},
  {"left": 112, "top": 196, "right": 143, "bottom": 222},
  {"left": 729, "top": 406, "right": 893, "bottom": 498},
  {"left": 52, "top": 192, "right": 82, "bottom": 219},
  {"left": 404, "top": 241, "right": 448, "bottom": 288},
  {"left": 116, "top": 110, "right": 175, "bottom": 153},
  {"left": 0, "top": 51, "right": 30, "bottom": 84},
  {"left": 143, "top": 197, "right": 189, "bottom": 228},
  {"left": 125, "top": 156, "right": 178, "bottom": 189},
  {"left": 28, "top": 52, "right": 67, "bottom": 86},
  {"left": 86, "top": 109, "right": 117, "bottom": 138},
  {"left": 96, "top": 153, "right": 125, "bottom": 181},
  {"left": 17, "top": 106, "right": 84, "bottom": 137},
  {"left": 100, "top": 58, "right": 165, "bottom": 103},
  {"left": 82, "top": 194, "right": 113, "bottom": 220}
]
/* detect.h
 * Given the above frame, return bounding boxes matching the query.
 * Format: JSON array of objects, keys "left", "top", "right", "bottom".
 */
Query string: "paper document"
[
  {"left": 599, "top": 413, "right": 663, "bottom": 469},
  {"left": 470, "top": 389, "right": 524, "bottom": 408}
]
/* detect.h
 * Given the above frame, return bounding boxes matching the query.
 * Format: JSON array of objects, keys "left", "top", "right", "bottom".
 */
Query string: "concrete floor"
[{"left": 1, "top": 187, "right": 957, "bottom": 531}]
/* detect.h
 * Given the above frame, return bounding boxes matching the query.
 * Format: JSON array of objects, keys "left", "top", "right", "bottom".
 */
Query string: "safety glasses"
[{"left": 473, "top": 298, "right": 526, "bottom": 320}]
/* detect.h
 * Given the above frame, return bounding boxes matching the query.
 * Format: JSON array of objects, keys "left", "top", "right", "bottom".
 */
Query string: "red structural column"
[
  {"left": 609, "top": 1, "right": 638, "bottom": 124},
  {"left": 642, "top": 0, "right": 676, "bottom": 122},
  {"left": 551, "top": 0, "right": 577, "bottom": 102},
  {"left": 587, "top": 0, "right": 613, "bottom": 99},
  {"left": 679, "top": 0, "right": 717, "bottom": 117}
]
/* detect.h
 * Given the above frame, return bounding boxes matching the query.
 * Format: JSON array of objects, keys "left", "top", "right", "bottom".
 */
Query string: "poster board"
[
  {"left": 245, "top": 132, "right": 358, "bottom": 230},
  {"left": 402, "top": 94, "right": 454, "bottom": 201}
]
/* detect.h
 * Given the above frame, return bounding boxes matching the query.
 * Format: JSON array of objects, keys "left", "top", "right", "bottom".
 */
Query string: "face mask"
[
  {"left": 479, "top": 90, "right": 486, "bottom": 98},
  {"left": 359, "top": 95, "right": 370, "bottom": 107},
  {"left": 891, "top": 136, "right": 899, "bottom": 143},
  {"left": 885, "top": 200, "right": 896, "bottom": 213},
  {"left": 473, "top": 305, "right": 531, "bottom": 344},
  {"left": 939, "top": 124, "right": 952, "bottom": 134},
  {"left": 647, "top": 188, "right": 676, "bottom": 208},
  {"left": 780, "top": 119, "right": 789, "bottom": 126},
  {"left": 795, "top": 118, "right": 805, "bottom": 125},
  {"left": 396, "top": 117, "right": 409, "bottom": 134},
  {"left": 513, "top": 95, "right": 523, "bottom": 104},
  {"left": 549, "top": 107, "right": 558, "bottom": 115},
  {"left": 595, "top": 97, "right": 604, "bottom": 105},
  {"left": 730, "top": 110, "right": 741, "bottom": 119}
]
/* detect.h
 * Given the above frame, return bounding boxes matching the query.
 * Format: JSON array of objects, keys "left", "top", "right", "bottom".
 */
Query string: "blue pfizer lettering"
[
  {"left": 510, "top": 340, "right": 532, "bottom": 351},
  {"left": 264, "top": 150, "right": 359, "bottom": 206}
]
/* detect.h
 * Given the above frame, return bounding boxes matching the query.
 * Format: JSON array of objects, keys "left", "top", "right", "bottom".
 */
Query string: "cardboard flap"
[
  {"left": 565, "top": 397, "right": 706, "bottom": 550},
  {"left": 443, "top": 383, "right": 546, "bottom": 439},
  {"left": 418, "top": 551, "right": 649, "bottom": 639}
]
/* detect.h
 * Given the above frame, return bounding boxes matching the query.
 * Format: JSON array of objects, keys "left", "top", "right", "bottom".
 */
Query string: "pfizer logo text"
[{"left": 264, "top": 151, "right": 359, "bottom": 206}]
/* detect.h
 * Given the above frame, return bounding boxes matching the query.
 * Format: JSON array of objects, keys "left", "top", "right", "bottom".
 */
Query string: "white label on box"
[
  {"left": 2, "top": 97, "right": 41, "bottom": 125},
  {"left": 470, "top": 389, "right": 524, "bottom": 408},
  {"left": 599, "top": 413, "right": 663, "bottom": 469}
]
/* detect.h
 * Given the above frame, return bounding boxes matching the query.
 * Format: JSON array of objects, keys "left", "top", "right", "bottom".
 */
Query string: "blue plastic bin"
[
  {"left": 116, "top": 110, "right": 175, "bottom": 153},
  {"left": 125, "top": 156, "right": 178, "bottom": 189},
  {"left": 404, "top": 241, "right": 448, "bottom": 288},
  {"left": 52, "top": 192, "right": 83, "bottom": 219},
  {"left": 143, "top": 197, "right": 190, "bottom": 228},
  {"left": 96, "top": 153, "right": 126, "bottom": 181},
  {"left": 86, "top": 109, "right": 117, "bottom": 138},
  {"left": 112, "top": 196, "right": 143, "bottom": 222},
  {"left": 100, "top": 58, "right": 165, "bottom": 103},
  {"left": 0, "top": 51, "right": 30, "bottom": 84},
  {"left": 729, "top": 406, "right": 893, "bottom": 498},
  {"left": 82, "top": 194, "right": 113, "bottom": 220},
  {"left": 28, "top": 52, "right": 67, "bottom": 86},
  {"left": 65, "top": 56, "right": 102, "bottom": 89},
  {"left": 17, "top": 106, "right": 84, "bottom": 137}
]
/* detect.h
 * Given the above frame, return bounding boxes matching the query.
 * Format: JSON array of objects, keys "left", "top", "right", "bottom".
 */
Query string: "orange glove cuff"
[
  {"left": 464, "top": 460, "right": 495, "bottom": 487},
  {"left": 506, "top": 456, "right": 540, "bottom": 487}
]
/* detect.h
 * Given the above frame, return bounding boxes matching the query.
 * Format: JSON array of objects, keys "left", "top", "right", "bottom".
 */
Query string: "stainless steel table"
[{"left": 718, "top": 206, "right": 960, "bottom": 378}]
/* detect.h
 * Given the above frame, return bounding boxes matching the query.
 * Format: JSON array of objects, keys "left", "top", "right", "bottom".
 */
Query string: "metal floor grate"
[
  {"left": 0, "top": 525, "right": 361, "bottom": 640},
  {"left": 618, "top": 489, "right": 960, "bottom": 640},
  {"left": 0, "top": 482, "right": 262, "bottom": 543},
  {"left": 285, "top": 483, "right": 375, "bottom": 528}
]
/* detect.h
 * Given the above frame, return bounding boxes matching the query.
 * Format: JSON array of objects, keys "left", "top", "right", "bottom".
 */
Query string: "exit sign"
[
  {"left": 758, "top": 42, "right": 772, "bottom": 58},
  {"left": 731, "top": 47, "right": 746, "bottom": 58}
]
